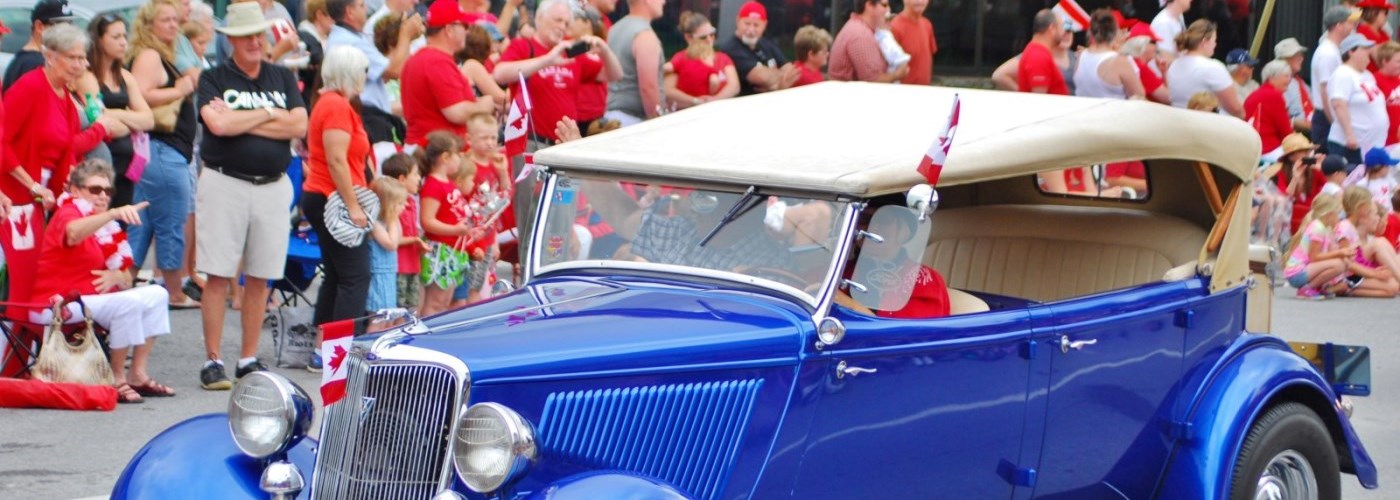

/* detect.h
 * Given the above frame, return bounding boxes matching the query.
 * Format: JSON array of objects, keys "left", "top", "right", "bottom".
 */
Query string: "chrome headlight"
[
  {"left": 452, "top": 402, "right": 537, "bottom": 493},
  {"left": 228, "top": 372, "right": 313, "bottom": 458}
]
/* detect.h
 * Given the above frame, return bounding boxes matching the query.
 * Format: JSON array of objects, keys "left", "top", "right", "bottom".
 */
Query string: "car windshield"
[{"left": 537, "top": 173, "right": 851, "bottom": 299}]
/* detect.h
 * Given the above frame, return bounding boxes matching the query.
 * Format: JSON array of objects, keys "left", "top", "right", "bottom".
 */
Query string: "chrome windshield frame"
[{"left": 526, "top": 170, "right": 859, "bottom": 310}]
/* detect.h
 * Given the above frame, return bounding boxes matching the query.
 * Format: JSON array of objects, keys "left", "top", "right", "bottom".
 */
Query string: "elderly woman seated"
[{"left": 30, "top": 160, "right": 170, "bottom": 404}]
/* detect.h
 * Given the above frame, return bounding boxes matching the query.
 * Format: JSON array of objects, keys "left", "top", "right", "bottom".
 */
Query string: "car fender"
[
  {"left": 112, "top": 413, "right": 318, "bottom": 499},
  {"left": 524, "top": 471, "right": 692, "bottom": 500},
  {"left": 1157, "top": 335, "right": 1377, "bottom": 499}
]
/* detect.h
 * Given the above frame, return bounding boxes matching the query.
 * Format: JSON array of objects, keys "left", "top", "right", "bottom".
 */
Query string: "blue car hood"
[{"left": 398, "top": 277, "right": 811, "bottom": 382}]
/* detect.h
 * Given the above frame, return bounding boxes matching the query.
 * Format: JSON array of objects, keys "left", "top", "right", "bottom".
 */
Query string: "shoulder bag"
[
  {"left": 150, "top": 59, "right": 185, "bottom": 133},
  {"left": 30, "top": 303, "right": 115, "bottom": 386}
]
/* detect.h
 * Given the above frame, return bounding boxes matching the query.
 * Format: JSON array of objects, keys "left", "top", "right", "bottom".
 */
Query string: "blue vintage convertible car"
[{"left": 115, "top": 83, "right": 1374, "bottom": 500}]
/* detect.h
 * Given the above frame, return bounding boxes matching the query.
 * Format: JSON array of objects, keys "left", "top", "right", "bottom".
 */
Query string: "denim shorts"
[
  {"left": 127, "top": 139, "right": 191, "bottom": 271},
  {"left": 1286, "top": 270, "right": 1312, "bottom": 289}
]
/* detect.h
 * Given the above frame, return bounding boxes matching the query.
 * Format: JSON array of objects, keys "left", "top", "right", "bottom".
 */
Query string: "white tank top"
[{"left": 1074, "top": 50, "right": 1126, "bottom": 99}]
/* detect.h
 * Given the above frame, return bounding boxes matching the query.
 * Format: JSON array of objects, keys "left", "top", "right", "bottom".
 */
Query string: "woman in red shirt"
[
  {"left": 33, "top": 160, "right": 171, "bottom": 404},
  {"left": 3, "top": 23, "right": 117, "bottom": 319},
  {"left": 663, "top": 12, "right": 739, "bottom": 110},
  {"left": 1273, "top": 134, "right": 1328, "bottom": 234},
  {"left": 303, "top": 46, "right": 374, "bottom": 330}
]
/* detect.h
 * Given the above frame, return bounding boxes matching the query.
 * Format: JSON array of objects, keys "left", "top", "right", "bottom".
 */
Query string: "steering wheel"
[{"left": 738, "top": 266, "right": 810, "bottom": 289}]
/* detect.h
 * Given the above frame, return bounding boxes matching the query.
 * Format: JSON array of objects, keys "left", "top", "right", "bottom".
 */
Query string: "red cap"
[
  {"left": 738, "top": 1, "right": 767, "bottom": 22},
  {"left": 1111, "top": 10, "right": 1135, "bottom": 29},
  {"left": 1358, "top": 0, "right": 1396, "bottom": 10},
  {"left": 426, "top": 0, "right": 470, "bottom": 29},
  {"left": 1128, "top": 21, "right": 1160, "bottom": 42}
]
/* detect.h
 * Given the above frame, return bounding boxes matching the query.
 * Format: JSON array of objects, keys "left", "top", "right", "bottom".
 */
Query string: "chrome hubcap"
[{"left": 1254, "top": 450, "right": 1318, "bottom": 500}]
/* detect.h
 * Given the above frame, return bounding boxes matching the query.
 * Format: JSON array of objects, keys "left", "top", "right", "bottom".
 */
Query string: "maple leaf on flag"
[
  {"left": 329, "top": 344, "right": 348, "bottom": 373},
  {"left": 916, "top": 94, "right": 960, "bottom": 186}
]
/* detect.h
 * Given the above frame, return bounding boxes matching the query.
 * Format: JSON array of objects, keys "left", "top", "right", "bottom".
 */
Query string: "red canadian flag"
[
  {"left": 503, "top": 72, "right": 532, "bottom": 157},
  {"left": 917, "top": 94, "right": 960, "bottom": 186},
  {"left": 1053, "top": 0, "right": 1091, "bottom": 32},
  {"left": 320, "top": 318, "right": 356, "bottom": 406}
]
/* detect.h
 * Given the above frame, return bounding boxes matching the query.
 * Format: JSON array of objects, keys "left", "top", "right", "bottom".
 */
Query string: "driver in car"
[{"left": 838, "top": 206, "right": 950, "bottom": 319}]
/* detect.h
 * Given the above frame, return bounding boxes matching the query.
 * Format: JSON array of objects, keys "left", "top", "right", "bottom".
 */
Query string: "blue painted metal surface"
[
  {"left": 537, "top": 380, "right": 763, "bottom": 500},
  {"left": 1156, "top": 334, "right": 1378, "bottom": 499},
  {"left": 116, "top": 272, "right": 1376, "bottom": 500},
  {"left": 1032, "top": 280, "right": 1202, "bottom": 499},
  {"left": 112, "top": 414, "right": 317, "bottom": 499},
  {"left": 781, "top": 305, "right": 1037, "bottom": 498}
]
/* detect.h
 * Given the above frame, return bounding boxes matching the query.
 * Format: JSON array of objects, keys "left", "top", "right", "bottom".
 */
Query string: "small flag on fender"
[
  {"left": 916, "top": 94, "right": 960, "bottom": 186},
  {"left": 320, "top": 318, "right": 355, "bottom": 406}
]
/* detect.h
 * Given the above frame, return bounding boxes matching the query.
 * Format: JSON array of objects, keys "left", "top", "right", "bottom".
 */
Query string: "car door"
[
  {"left": 1028, "top": 280, "right": 1203, "bottom": 499},
  {"left": 788, "top": 306, "right": 1038, "bottom": 499}
]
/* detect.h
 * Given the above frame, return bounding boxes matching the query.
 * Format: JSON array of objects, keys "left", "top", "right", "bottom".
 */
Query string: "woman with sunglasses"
[
  {"left": 77, "top": 14, "right": 155, "bottom": 210},
  {"left": 31, "top": 160, "right": 171, "bottom": 404},
  {"left": 664, "top": 11, "right": 739, "bottom": 110}
]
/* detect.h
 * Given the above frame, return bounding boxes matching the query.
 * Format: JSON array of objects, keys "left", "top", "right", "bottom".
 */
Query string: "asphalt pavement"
[{"left": 0, "top": 289, "right": 1395, "bottom": 499}]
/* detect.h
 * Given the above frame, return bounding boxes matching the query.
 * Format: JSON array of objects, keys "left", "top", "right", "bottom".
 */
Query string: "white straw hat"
[{"left": 216, "top": 2, "right": 272, "bottom": 37}]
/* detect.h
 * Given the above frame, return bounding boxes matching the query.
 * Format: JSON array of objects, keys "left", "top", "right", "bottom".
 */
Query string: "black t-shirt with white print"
[{"left": 197, "top": 60, "right": 306, "bottom": 177}]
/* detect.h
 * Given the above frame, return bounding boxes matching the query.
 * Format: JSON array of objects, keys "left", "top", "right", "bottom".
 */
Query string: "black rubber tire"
[{"left": 1228, "top": 401, "right": 1342, "bottom": 500}]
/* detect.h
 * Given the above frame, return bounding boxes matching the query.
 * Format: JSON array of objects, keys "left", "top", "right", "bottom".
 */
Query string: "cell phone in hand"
[{"left": 565, "top": 41, "right": 590, "bottom": 58}]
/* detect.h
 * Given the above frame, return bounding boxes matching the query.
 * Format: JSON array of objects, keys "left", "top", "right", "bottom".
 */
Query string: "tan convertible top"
[{"left": 534, "top": 82, "right": 1261, "bottom": 196}]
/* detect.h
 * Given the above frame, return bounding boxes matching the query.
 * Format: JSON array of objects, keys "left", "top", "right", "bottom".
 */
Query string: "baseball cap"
[
  {"left": 1128, "top": 22, "right": 1159, "bottom": 42},
  {"left": 1280, "top": 133, "right": 1318, "bottom": 156},
  {"left": 1340, "top": 33, "right": 1377, "bottom": 53},
  {"left": 1274, "top": 38, "right": 1307, "bottom": 59},
  {"left": 1320, "top": 154, "right": 1353, "bottom": 177},
  {"left": 1225, "top": 49, "right": 1258, "bottom": 66},
  {"left": 1365, "top": 148, "right": 1400, "bottom": 167},
  {"left": 426, "top": 0, "right": 471, "bottom": 29},
  {"left": 476, "top": 20, "right": 504, "bottom": 41},
  {"left": 738, "top": 1, "right": 767, "bottom": 22},
  {"left": 1323, "top": 6, "right": 1362, "bottom": 30},
  {"left": 31, "top": 0, "right": 73, "bottom": 24},
  {"left": 1357, "top": 0, "right": 1396, "bottom": 10}
]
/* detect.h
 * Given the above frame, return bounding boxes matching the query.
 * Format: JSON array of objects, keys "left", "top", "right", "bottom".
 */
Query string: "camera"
[
  {"left": 1302, "top": 156, "right": 1318, "bottom": 166},
  {"left": 565, "top": 41, "right": 590, "bottom": 58}
]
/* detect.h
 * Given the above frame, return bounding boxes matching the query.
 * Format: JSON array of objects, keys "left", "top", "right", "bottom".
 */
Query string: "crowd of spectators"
[{"left": 5, "top": 0, "right": 1400, "bottom": 405}]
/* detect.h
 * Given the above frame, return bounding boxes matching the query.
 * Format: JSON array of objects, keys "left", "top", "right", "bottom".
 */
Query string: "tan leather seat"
[{"left": 925, "top": 205, "right": 1207, "bottom": 303}]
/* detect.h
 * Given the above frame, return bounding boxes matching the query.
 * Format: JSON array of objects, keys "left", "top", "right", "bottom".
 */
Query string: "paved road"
[{"left": 0, "top": 290, "right": 1394, "bottom": 499}]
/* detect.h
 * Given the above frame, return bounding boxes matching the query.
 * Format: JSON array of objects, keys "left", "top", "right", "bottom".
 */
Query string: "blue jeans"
[
  {"left": 127, "top": 139, "right": 192, "bottom": 271},
  {"left": 1311, "top": 110, "right": 1331, "bottom": 155}
]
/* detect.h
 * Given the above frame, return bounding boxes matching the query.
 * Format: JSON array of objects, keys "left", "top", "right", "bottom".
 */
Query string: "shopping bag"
[
  {"left": 126, "top": 130, "right": 151, "bottom": 183},
  {"left": 270, "top": 306, "right": 316, "bottom": 369}
]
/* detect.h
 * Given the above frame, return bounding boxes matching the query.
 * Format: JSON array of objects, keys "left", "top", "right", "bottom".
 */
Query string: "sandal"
[
  {"left": 129, "top": 378, "right": 176, "bottom": 397},
  {"left": 168, "top": 297, "right": 201, "bottom": 310},
  {"left": 115, "top": 383, "right": 145, "bottom": 404}
]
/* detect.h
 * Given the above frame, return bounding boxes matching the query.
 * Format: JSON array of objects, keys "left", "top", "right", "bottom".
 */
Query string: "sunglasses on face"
[
  {"left": 693, "top": 32, "right": 716, "bottom": 39},
  {"left": 81, "top": 185, "right": 114, "bottom": 196}
]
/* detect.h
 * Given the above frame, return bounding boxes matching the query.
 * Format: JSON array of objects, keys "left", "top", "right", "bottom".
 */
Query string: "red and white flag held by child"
[
  {"left": 503, "top": 72, "right": 533, "bottom": 157},
  {"left": 320, "top": 318, "right": 356, "bottom": 406},
  {"left": 916, "top": 94, "right": 960, "bottom": 186},
  {"left": 1053, "top": 0, "right": 1091, "bottom": 32}
]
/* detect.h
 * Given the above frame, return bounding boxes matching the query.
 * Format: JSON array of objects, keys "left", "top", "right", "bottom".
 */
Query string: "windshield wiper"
[{"left": 698, "top": 186, "right": 760, "bottom": 247}]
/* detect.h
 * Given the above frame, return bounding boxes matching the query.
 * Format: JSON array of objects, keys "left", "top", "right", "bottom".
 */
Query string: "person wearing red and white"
[
  {"left": 495, "top": 0, "right": 621, "bottom": 142},
  {"left": 1121, "top": 22, "right": 1170, "bottom": 104},
  {"left": 1016, "top": 10, "right": 1068, "bottom": 95},
  {"left": 1274, "top": 38, "right": 1314, "bottom": 134},
  {"left": 1357, "top": 0, "right": 1393, "bottom": 47},
  {"left": 32, "top": 161, "right": 170, "bottom": 404},
  {"left": 400, "top": 0, "right": 494, "bottom": 147},
  {"left": 829, "top": 0, "right": 905, "bottom": 83},
  {"left": 792, "top": 25, "right": 831, "bottom": 87},
  {"left": 1370, "top": 41, "right": 1400, "bottom": 156},
  {"left": 1247, "top": 60, "right": 1297, "bottom": 162},
  {"left": 1328, "top": 34, "right": 1387, "bottom": 165},
  {"left": 665, "top": 12, "right": 738, "bottom": 109},
  {"left": 889, "top": 0, "right": 935, "bottom": 84}
]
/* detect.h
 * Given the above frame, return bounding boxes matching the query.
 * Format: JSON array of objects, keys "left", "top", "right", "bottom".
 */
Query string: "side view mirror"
[{"left": 906, "top": 184, "right": 939, "bottom": 221}]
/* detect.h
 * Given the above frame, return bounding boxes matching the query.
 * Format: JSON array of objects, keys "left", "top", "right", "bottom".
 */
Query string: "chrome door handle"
[
  {"left": 1059, "top": 336, "right": 1098, "bottom": 354},
  {"left": 836, "top": 360, "right": 878, "bottom": 379}
]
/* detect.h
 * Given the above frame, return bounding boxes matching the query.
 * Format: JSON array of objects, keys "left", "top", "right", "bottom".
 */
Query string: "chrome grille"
[{"left": 312, "top": 355, "right": 458, "bottom": 500}]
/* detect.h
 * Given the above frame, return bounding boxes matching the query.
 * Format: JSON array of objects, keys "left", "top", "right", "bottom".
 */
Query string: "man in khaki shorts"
[{"left": 194, "top": 3, "right": 309, "bottom": 390}]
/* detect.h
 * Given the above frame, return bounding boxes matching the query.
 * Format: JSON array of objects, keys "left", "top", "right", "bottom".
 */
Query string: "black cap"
[
  {"left": 1320, "top": 154, "right": 1353, "bottom": 176},
  {"left": 32, "top": 0, "right": 74, "bottom": 24}
]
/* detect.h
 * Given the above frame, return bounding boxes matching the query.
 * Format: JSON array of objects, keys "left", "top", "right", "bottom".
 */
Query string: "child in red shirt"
[
  {"left": 793, "top": 25, "right": 832, "bottom": 88},
  {"left": 380, "top": 153, "right": 426, "bottom": 312},
  {"left": 454, "top": 113, "right": 511, "bottom": 306},
  {"left": 416, "top": 131, "right": 479, "bottom": 316}
]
